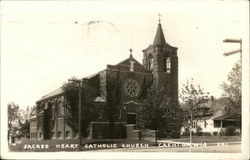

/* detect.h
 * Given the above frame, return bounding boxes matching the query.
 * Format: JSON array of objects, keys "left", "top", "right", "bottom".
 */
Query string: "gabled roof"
[
  {"left": 143, "top": 22, "right": 177, "bottom": 52},
  {"left": 116, "top": 54, "right": 139, "bottom": 66},
  {"left": 142, "top": 45, "right": 153, "bottom": 52},
  {"left": 85, "top": 72, "right": 99, "bottom": 79},
  {"left": 37, "top": 72, "right": 100, "bottom": 103},
  {"left": 110, "top": 54, "right": 149, "bottom": 73},
  {"left": 211, "top": 109, "right": 224, "bottom": 119},
  {"left": 38, "top": 88, "right": 64, "bottom": 102},
  {"left": 210, "top": 97, "right": 231, "bottom": 112},
  {"left": 213, "top": 114, "right": 241, "bottom": 121}
]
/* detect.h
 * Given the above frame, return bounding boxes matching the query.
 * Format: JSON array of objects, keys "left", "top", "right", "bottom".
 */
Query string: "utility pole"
[
  {"left": 68, "top": 78, "right": 82, "bottom": 151},
  {"left": 222, "top": 38, "right": 242, "bottom": 85},
  {"left": 223, "top": 38, "right": 242, "bottom": 59},
  {"left": 223, "top": 39, "right": 243, "bottom": 135}
]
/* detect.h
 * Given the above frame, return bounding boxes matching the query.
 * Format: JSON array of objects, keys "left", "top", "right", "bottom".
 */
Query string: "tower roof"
[
  {"left": 153, "top": 22, "right": 166, "bottom": 46},
  {"left": 143, "top": 20, "right": 177, "bottom": 53}
]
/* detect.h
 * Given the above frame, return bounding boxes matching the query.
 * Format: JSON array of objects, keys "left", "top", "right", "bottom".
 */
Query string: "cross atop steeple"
[
  {"left": 153, "top": 16, "right": 166, "bottom": 46},
  {"left": 158, "top": 14, "right": 161, "bottom": 24}
]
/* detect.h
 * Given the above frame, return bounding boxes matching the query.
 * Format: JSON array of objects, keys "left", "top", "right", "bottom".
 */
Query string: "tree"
[
  {"left": 19, "top": 119, "right": 30, "bottom": 138},
  {"left": 220, "top": 60, "right": 241, "bottom": 116},
  {"left": 8, "top": 104, "right": 36, "bottom": 140},
  {"left": 138, "top": 87, "right": 182, "bottom": 138},
  {"left": 21, "top": 106, "right": 36, "bottom": 120},
  {"left": 8, "top": 102, "right": 23, "bottom": 142},
  {"left": 180, "top": 78, "right": 210, "bottom": 144},
  {"left": 18, "top": 106, "right": 36, "bottom": 138},
  {"left": 62, "top": 77, "right": 99, "bottom": 138}
]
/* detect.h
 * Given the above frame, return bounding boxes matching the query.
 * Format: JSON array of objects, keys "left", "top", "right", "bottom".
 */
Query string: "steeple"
[
  {"left": 142, "top": 15, "right": 178, "bottom": 104},
  {"left": 153, "top": 15, "right": 166, "bottom": 47}
]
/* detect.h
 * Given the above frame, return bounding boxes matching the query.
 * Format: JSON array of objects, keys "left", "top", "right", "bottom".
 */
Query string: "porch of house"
[{"left": 213, "top": 115, "right": 241, "bottom": 134}]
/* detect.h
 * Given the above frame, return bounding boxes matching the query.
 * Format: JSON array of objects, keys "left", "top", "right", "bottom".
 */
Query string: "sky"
[{"left": 1, "top": 1, "right": 249, "bottom": 109}]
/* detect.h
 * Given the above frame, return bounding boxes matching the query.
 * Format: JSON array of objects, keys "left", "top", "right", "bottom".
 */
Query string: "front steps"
[{"left": 125, "top": 124, "right": 155, "bottom": 141}]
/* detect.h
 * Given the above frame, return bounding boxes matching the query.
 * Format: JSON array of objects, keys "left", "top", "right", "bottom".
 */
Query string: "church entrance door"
[{"left": 127, "top": 113, "right": 136, "bottom": 124}]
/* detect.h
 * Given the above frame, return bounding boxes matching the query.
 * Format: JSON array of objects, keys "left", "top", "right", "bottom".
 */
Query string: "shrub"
[
  {"left": 219, "top": 129, "right": 226, "bottom": 136},
  {"left": 213, "top": 132, "right": 218, "bottom": 136},
  {"left": 235, "top": 131, "right": 241, "bottom": 136},
  {"left": 181, "top": 132, "right": 189, "bottom": 136},
  {"left": 202, "top": 132, "right": 212, "bottom": 136},
  {"left": 156, "top": 129, "right": 166, "bottom": 138},
  {"left": 171, "top": 131, "right": 180, "bottom": 138},
  {"left": 225, "top": 126, "right": 236, "bottom": 136},
  {"left": 196, "top": 126, "right": 203, "bottom": 136},
  {"left": 181, "top": 127, "right": 190, "bottom": 136}
]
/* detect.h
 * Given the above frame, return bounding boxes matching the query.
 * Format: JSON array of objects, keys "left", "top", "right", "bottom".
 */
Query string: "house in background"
[
  {"left": 9, "top": 106, "right": 35, "bottom": 145},
  {"left": 181, "top": 97, "right": 241, "bottom": 135}
]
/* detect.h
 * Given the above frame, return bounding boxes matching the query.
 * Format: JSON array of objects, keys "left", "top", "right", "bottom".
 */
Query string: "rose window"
[{"left": 123, "top": 78, "right": 140, "bottom": 97}]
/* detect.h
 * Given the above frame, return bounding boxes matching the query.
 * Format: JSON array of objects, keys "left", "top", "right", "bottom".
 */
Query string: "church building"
[{"left": 30, "top": 19, "right": 179, "bottom": 140}]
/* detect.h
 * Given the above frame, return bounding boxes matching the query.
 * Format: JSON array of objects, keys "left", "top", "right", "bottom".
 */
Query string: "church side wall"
[
  {"left": 36, "top": 94, "right": 76, "bottom": 140},
  {"left": 99, "top": 70, "right": 107, "bottom": 98}
]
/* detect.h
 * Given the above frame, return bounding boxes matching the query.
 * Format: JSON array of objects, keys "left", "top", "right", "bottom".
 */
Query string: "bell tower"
[{"left": 142, "top": 17, "right": 178, "bottom": 103}]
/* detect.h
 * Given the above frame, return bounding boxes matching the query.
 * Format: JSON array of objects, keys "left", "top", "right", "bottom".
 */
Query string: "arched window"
[
  {"left": 148, "top": 54, "right": 153, "bottom": 70},
  {"left": 165, "top": 57, "right": 171, "bottom": 73}
]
